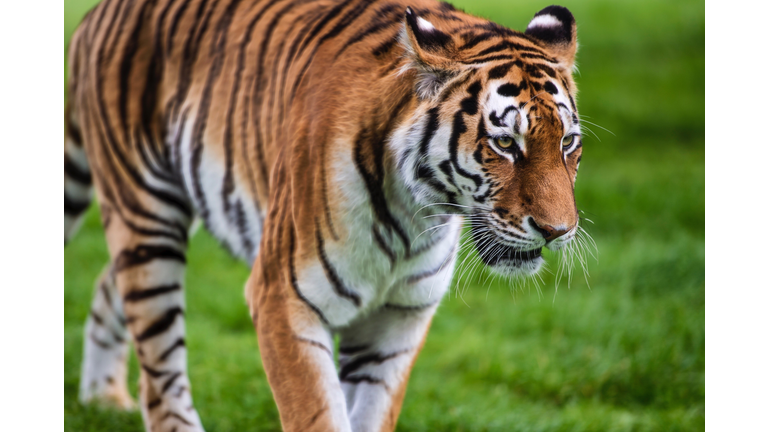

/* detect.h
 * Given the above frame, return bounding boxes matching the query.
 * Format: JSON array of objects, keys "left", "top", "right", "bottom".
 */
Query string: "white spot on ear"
[
  {"left": 417, "top": 16, "right": 435, "bottom": 31},
  {"left": 527, "top": 14, "right": 562, "bottom": 30}
]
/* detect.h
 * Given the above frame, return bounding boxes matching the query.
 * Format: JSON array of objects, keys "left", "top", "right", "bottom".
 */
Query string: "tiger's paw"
[{"left": 79, "top": 378, "right": 137, "bottom": 411}]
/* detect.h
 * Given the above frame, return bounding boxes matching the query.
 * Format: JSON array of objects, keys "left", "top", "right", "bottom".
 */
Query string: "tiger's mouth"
[{"left": 471, "top": 225, "right": 544, "bottom": 275}]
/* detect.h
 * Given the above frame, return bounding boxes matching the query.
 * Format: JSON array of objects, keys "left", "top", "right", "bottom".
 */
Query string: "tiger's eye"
[
  {"left": 496, "top": 136, "right": 514, "bottom": 149},
  {"left": 562, "top": 135, "right": 575, "bottom": 149}
]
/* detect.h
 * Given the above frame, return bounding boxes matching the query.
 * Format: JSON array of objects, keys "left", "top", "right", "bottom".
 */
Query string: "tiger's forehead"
[{"left": 480, "top": 63, "right": 579, "bottom": 138}]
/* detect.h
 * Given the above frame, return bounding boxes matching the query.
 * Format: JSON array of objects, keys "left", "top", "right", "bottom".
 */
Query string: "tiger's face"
[{"left": 399, "top": 6, "right": 581, "bottom": 277}]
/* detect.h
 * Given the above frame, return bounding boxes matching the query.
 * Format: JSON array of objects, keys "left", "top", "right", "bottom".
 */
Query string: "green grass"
[{"left": 64, "top": 0, "right": 704, "bottom": 430}]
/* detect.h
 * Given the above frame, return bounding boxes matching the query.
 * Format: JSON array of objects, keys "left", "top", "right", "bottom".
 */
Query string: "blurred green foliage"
[{"left": 64, "top": 0, "right": 704, "bottom": 430}]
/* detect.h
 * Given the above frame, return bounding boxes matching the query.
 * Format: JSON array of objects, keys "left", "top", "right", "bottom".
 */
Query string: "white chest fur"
[{"left": 293, "top": 148, "right": 463, "bottom": 328}]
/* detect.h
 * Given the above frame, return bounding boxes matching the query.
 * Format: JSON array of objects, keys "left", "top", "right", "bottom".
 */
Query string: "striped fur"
[{"left": 64, "top": 1, "right": 582, "bottom": 430}]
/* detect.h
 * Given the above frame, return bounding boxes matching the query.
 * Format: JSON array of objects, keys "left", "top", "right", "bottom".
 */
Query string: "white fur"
[
  {"left": 526, "top": 14, "right": 562, "bottom": 30},
  {"left": 416, "top": 16, "right": 435, "bottom": 31},
  {"left": 174, "top": 105, "right": 262, "bottom": 264}
]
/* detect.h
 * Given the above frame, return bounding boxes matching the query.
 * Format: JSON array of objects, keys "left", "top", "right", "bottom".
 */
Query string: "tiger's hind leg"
[
  {"left": 64, "top": 109, "right": 92, "bottom": 244},
  {"left": 79, "top": 265, "right": 135, "bottom": 409},
  {"left": 89, "top": 185, "right": 203, "bottom": 431}
]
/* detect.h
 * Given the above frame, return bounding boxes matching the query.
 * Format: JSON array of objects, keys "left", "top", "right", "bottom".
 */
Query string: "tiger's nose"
[{"left": 528, "top": 217, "right": 571, "bottom": 241}]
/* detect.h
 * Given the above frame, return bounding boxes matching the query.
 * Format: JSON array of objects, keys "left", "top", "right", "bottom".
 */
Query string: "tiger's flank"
[{"left": 64, "top": 0, "right": 583, "bottom": 430}]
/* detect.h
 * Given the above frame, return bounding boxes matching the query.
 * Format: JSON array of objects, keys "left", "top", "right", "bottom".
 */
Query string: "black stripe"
[
  {"left": 234, "top": 200, "right": 255, "bottom": 257},
  {"left": 560, "top": 77, "right": 578, "bottom": 114},
  {"left": 293, "top": 335, "right": 333, "bottom": 357},
  {"left": 90, "top": 310, "right": 104, "bottom": 325},
  {"left": 221, "top": 0, "right": 253, "bottom": 216},
  {"left": 315, "top": 219, "right": 361, "bottom": 307},
  {"left": 352, "top": 93, "right": 413, "bottom": 254},
  {"left": 124, "top": 283, "right": 181, "bottom": 302},
  {"left": 136, "top": 0, "right": 178, "bottom": 183},
  {"left": 339, "top": 350, "right": 405, "bottom": 380},
  {"left": 165, "top": 0, "right": 193, "bottom": 55},
  {"left": 318, "top": 0, "right": 376, "bottom": 47},
  {"left": 335, "top": 4, "right": 400, "bottom": 59},
  {"left": 93, "top": 41, "right": 193, "bottom": 219},
  {"left": 372, "top": 227, "right": 396, "bottom": 268},
  {"left": 158, "top": 338, "right": 186, "bottom": 362},
  {"left": 89, "top": 334, "right": 112, "bottom": 350},
  {"left": 384, "top": 300, "right": 440, "bottom": 311},
  {"left": 168, "top": 0, "right": 217, "bottom": 123},
  {"left": 250, "top": 0, "right": 300, "bottom": 190},
  {"left": 147, "top": 398, "right": 162, "bottom": 410},
  {"left": 142, "top": 364, "right": 168, "bottom": 378},
  {"left": 113, "top": 245, "right": 186, "bottom": 273},
  {"left": 289, "top": 228, "right": 330, "bottom": 325},
  {"left": 448, "top": 84, "right": 484, "bottom": 188},
  {"left": 460, "top": 31, "right": 499, "bottom": 50},
  {"left": 189, "top": 0, "right": 237, "bottom": 228},
  {"left": 438, "top": 159, "right": 459, "bottom": 190},
  {"left": 276, "top": 8, "right": 328, "bottom": 129},
  {"left": 64, "top": 195, "right": 90, "bottom": 215},
  {"left": 118, "top": 0, "right": 156, "bottom": 138},
  {"left": 100, "top": 280, "right": 114, "bottom": 311},
  {"left": 85, "top": 0, "right": 112, "bottom": 48},
  {"left": 371, "top": 36, "right": 398, "bottom": 58},
  {"left": 405, "top": 241, "right": 457, "bottom": 284},
  {"left": 66, "top": 116, "right": 83, "bottom": 146},
  {"left": 162, "top": 372, "right": 182, "bottom": 393},
  {"left": 160, "top": 411, "right": 194, "bottom": 426},
  {"left": 307, "top": 406, "right": 328, "bottom": 429},
  {"left": 338, "top": 345, "right": 369, "bottom": 355},
  {"left": 340, "top": 374, "right": 387, "bottom": 388},
  {"left": 135, "top": 127, "right": 177, "bottom": 185},
  {"left": 487, "top": 61, "right": 516, "bottom": 80},
  {"left": 94, "top": 174, "right": 188, "bottom": 243},
  {"left": 104, "top": 0, "right": 134, "bottom": 63},
  {"left": 136, "top": 307, "right": 184, "bottom": 342},
  {"left": 470, "top": 40, "right": 551, "bottom": 61},
  {"left": 416, "top": 107, "right": 440, "bottom": 174},
  {"left": 289, "top": 0, "right": 357, "bottom": 101}
]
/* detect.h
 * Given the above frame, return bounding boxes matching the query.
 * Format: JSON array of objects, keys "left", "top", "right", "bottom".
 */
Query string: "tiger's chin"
[
  {"left": 471, "top": 227, "right": 545, "bottom": 277},
  {"left": 476, "top": 243, "right": 545, "bottom": 277}
]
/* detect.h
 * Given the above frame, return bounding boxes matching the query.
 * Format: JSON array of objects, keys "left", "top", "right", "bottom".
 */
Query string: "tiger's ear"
[
  {"left": 525, "top": 6, "right": 577, "bottom": 72},
  {"left": 401, "top": 6, "right": 459, "bottom": 99}
]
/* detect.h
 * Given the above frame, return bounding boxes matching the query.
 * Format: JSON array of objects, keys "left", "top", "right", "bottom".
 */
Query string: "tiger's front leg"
[
  {"left": 338, "top": 304, "right": 438, "bottom": 432},
  {"left": 247, "top": 248, "right": 351, "bottom": 431}
]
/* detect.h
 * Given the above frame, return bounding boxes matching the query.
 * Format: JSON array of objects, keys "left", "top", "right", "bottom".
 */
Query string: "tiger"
[{"left": 63, "top": 0, "right": 582, "bottom": 430}]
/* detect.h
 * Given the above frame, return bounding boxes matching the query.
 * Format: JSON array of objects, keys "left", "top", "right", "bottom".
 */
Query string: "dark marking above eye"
[
  {"left": 544, "top": 81, "right": 558, "bottom": 95},
  {"left": 524, "top": 64, "right": 544, "bottom": 78},
  {"left": 540, "top": 64, "right": 557, "bottom": 78},
  {"left": 497, "top": 82, "right": 524, "bottom": 97},
  {"left": 488, "top": 62, "right": 515, "bottom": 80}
]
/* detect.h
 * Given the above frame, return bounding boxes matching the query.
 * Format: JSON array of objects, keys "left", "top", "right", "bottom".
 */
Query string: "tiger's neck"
[{"left": 325, "top": 84, "right": 461, "bottom": 260}]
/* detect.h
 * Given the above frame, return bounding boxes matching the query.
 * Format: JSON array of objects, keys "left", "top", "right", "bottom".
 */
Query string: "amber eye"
[
  {"left": 496, "top": 135, "right": 515, "bottom": 149},
  {"left": 562, "top": 135, "right": 575, "bottom": 150}
]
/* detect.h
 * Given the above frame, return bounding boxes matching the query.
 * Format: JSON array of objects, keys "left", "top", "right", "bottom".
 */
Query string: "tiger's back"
[{"left": 64, "top": 1, "right": 584, "bottom": 430}]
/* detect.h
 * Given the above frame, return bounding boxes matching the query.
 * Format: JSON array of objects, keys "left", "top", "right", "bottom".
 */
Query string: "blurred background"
[{"left": 64, "top": 0, "right": 704, "bottom": 430}]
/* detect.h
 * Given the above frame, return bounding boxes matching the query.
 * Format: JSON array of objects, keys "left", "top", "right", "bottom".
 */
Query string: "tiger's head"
[{"left": 396, "top": 5, "right": 582, "bottom": 277}]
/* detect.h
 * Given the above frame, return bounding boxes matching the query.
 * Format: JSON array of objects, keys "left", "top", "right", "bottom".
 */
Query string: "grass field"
[{"left": 64, "top": 0, "right": 705, "bottom": 430}]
